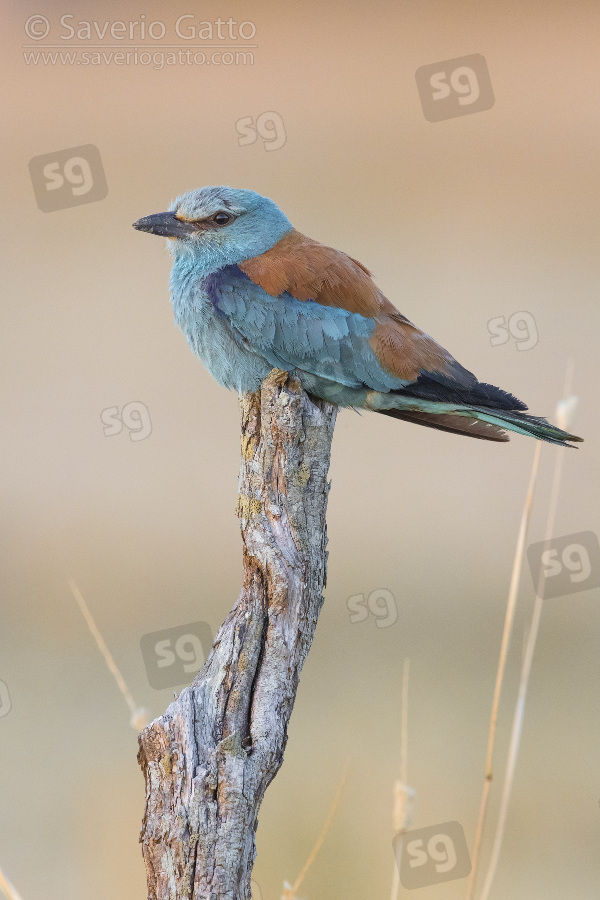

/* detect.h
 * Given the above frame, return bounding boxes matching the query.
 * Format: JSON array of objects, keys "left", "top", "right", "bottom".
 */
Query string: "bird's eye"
[{"left": 213, "top": 211, "right": 231, "bottom": 226}]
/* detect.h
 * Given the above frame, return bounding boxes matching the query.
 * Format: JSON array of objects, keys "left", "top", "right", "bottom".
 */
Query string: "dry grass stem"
[
  {"left": 479, "top": 380, "right": 577, "bottom": 900},
  {"left": 400, "top": 657, "right": 409, "bottom": 789},
  {"left": 0, "top": 866, "right": 24, "bottom": 900},
  {"left": 390, "top": 658, "right": 413, "bottom": 900},
  {"left": 68, "top": 579, "right": 148, "bottom": 731},
  {"left": 465, "top": 439, "right": 542, "bottom": 899},
  {"left": 282, "top": 759, "right": 350, "bottom": 900}
]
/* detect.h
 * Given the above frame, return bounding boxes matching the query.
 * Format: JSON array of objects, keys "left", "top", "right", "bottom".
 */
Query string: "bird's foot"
[{"left": 263, "top": 367, "right": 290, "bottom": 388}]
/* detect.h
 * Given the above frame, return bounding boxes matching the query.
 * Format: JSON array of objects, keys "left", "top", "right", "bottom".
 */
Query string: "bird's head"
[{"left": 132, "top": 185, "right": 293, "bottom": 270}]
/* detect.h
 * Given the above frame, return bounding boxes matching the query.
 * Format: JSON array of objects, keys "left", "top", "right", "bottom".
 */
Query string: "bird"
[{"left": 133, "top": 186, "right": 582, "bottom": 447}]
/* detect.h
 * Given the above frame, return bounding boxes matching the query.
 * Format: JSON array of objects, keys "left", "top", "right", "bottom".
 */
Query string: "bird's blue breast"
[{"left": 169, "top": 259, "right": 272, "bottom": 392}]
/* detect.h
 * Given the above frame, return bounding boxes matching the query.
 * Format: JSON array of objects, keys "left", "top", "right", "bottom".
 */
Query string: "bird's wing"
[
  {"left": 212, "top": 231, "right": 571, "bottom": 445},
  {"left": 236, "top": 229, "right": 478, "bottom": 391},
  {"left": 205, "top": 264, "right": 394, "bottom": 390}
]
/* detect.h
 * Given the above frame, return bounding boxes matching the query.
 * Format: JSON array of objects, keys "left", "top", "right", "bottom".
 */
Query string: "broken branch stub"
[{"left": 138, "top": 373, "right": 337, "bottom": 899}]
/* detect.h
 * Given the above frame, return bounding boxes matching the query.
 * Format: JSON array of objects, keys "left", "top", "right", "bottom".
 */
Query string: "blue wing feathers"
[
  {"left": 202, "top": 265, "right": 404, "bottom": 391},
  {"left": 203, "top": 265, "right": 505, "bottom": 401}
]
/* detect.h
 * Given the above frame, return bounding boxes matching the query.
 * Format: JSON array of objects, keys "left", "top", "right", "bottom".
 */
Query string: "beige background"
[{"left": 2, "top": 0, "right": 599, "bottom": 897}]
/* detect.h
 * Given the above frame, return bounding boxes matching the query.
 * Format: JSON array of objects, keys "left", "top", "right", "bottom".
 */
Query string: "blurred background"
[{"left": 2, "top": 0, "right": 599, "bottom": 897}]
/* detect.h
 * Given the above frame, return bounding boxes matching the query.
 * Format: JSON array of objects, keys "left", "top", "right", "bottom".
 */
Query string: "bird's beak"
[{"left": 132, "top": 212, "right": 197, "bottom": 239}]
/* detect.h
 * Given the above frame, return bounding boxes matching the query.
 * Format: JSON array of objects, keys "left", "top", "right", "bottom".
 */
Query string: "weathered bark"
[{"left": 138, "top": 371, "right": 337, "bottom": 900}]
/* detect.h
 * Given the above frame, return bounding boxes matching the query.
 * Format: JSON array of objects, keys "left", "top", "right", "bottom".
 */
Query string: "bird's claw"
[{"left": 263, "top": 367, "right": 289, "bottom": 388}]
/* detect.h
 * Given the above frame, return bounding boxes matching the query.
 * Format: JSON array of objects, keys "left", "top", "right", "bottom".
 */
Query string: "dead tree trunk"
[{"left": 138, "top": 371, "right": 337, "bottom": 900}]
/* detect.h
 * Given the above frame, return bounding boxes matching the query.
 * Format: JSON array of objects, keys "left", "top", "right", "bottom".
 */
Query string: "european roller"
[{"left": 133, "top": 186, "right": 582, "bottom": 447}]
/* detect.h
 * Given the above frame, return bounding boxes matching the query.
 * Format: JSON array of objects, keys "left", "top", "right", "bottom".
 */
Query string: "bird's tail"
[
  {"left": 466, "top": 406, "right": 582, "bottom": 446},
  {"left": 375, "top": 401, "right": 583, "bottom": 447}
]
